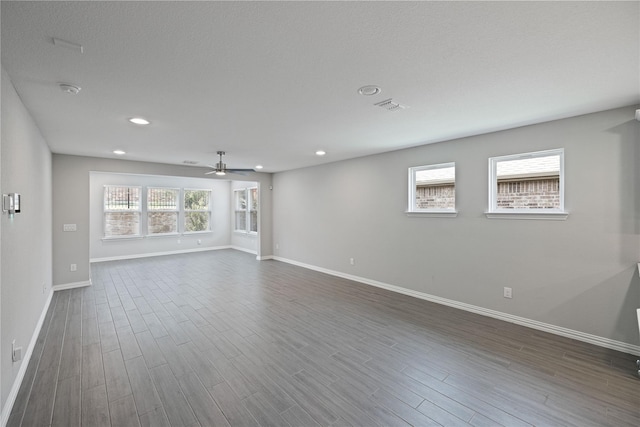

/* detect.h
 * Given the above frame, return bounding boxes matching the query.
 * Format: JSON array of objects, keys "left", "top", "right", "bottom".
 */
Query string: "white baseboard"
[
  {"left": 272, "top": 256, "right": 640, "bottom": 356},
  {"left": 230, "top": 246, "right": 257, "bottom": 255},
  {"left": 52, "top": 280, "right": 92, "bottom": 292},
  {"left": 90, "top": 245, "right": 231, "bottom": 263},
  {"left": 257, "top": 255, "right": 274, "bottom": 261},
  {"left": 1, "top": 289, "right": 54, "bottom": 427}
]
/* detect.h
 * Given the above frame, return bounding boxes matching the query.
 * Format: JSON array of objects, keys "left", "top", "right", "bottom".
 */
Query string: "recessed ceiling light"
[
  {"left": 59, "top": 83, "right": 81, "bottom": 95},
  {"left": 358, "top": 85, "right": 381, "bottom": 96},
  {"left": 315, "top": 150, "right": 326, "bottom": 156},
  {"left": 255, "top": 165, "right": 264, "bottom": 170},
  {"left": 128, "top": 117, "right": 150, "bottom": 125},
  {"left": 113, "top": 150, "right": 126, "bottom": 155}
]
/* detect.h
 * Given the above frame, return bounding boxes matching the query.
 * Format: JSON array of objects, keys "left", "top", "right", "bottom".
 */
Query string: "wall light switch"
[{"left": 63, "top": 224, "right": 77, "bottom": 232}]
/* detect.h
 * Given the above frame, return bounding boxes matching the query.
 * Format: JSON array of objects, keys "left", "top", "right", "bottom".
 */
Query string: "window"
[
  {"left": 487, "top": 149, "right": 567, "bottom": 219},
  {"left": 234, "top": 187, "right": 259, "bottom": 233},
  {"left": 249, "top": 187, "right": 258, "bottom": 233},
  {"left": 407, "top": 162, "right": 456, "bottom": 216},
  {"left": 147, "top": 188, "right": 179, "bottom": 235},
  {"left": 184, "top": 189, "right": 211, "bottom": 232},
  {"left": 104, "top": 186, "right": 141, "bottom": 237},
  {"left": 234, "top": 189, "right": 247, "bottom": 232}
]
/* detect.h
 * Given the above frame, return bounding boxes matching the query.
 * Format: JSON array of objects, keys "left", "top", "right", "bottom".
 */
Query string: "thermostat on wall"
[{"left": 3, "top": 193, "right": 20, "bottom": 214}]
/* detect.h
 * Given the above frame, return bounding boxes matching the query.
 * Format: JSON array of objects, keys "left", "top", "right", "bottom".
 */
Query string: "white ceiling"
[{"left": 2, "top": 1, "right": 639, "bottom": 173}]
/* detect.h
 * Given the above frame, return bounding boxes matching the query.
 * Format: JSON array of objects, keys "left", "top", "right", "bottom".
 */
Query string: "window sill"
[
  {"left": 146, "top": 232, "right": 180, "bottom": 238},
  {"left": 183, "top": 230, "right": 212, "bottom": 235},
  {"left": 405, "top": 210, "right": 458, "bottom": 218},
  {"left": 484, "top": 211, "right": 569, "bottom": 220},
  {"left": 102, "top": 235, "right": 143, "bottom": 241}
]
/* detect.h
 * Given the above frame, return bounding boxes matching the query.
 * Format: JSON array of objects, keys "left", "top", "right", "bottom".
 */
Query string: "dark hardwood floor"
[{"left": 8, "top": 249, "right": 640, "bottom": 426}]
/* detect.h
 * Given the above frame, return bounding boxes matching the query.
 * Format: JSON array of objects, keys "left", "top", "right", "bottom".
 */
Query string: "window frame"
[
  {"left": 248, "top": 187, "right": 258, "bottom": 234},
  {"left": 486, "top": 148, "right": 568, "bottom": 220},
  {"left": 183, "top": 188, "right": 212, "bottom": 234},
  {"left": 233, "top": 188, "right": 248, "bottom": 233},
  {"left": 146, "top": 187, "right": 180, "bottom": 236},
  {"left": 406, "top": 162, "right": 458, "bottom": 218},
  {"left": 103, "top": 185, "right": 142, "bottom": 239}
]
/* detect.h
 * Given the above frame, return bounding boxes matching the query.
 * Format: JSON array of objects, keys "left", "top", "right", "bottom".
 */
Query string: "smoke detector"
[
  {"left": 59, "top": 83, "right": 81, "bottom": 95},
  {"left": 374, "top": 98, "right": 407, "bottom": 112}
]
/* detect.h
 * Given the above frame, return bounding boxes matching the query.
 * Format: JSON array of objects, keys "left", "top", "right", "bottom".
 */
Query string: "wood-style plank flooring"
[{"left": 8, "top": 250, "right": 640, "bottom": 426}]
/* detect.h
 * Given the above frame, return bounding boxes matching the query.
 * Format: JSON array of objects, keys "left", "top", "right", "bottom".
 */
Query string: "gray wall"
[
  {"left": 89, "top": 172, "right": 232, "bottom": 261},
  {"left": 273, "top": 105, "right": 640, "bottom": 346},
  {"left": 53, "top": 155, "right": 273, "bottom": 286},
  {"left": 1, "top": 69, "right": 53, "bottom": 409}
]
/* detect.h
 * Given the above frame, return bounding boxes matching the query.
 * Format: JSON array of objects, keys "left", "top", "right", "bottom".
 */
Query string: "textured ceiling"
[{"left": 2, "top": 1, "right": 639, "bottom": 173}]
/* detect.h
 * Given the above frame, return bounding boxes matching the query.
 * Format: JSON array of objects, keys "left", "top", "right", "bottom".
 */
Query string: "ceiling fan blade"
[
  {"left": 204, "top": 170, "right": 217, "bottom": 175},
  {"left": 226, "top": 169, "right": 255, "bottom": 176}
]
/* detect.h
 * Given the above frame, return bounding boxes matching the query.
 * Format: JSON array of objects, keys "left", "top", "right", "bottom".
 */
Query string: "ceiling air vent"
[
  {"left": 183, "top": 160, "right": 199, "bottom": 165},
  {"left": 374, "top": 98, "right": 407, "bottom": 112}
]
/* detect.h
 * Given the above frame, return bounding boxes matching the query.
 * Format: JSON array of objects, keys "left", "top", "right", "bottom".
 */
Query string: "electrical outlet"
[
  {"left": 275, "top": 243, "right": 279, "bottom": 250},
  {"left": 503, "top": 287, "right": 513, "bottom": 299},
  {"left": 197, "top": 239, "right": 202, "bottom": 245},
  {"left": 70, "top": 264, "right": 77, "bottom": 272},
  {"left": 350, "top": 258, "right": 355, "bottom": 265}
]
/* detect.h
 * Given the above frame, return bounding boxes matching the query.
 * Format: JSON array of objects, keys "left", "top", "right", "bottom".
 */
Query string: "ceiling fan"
[{"left": 205, "top": 151, "right": 254, "bottom": 176}]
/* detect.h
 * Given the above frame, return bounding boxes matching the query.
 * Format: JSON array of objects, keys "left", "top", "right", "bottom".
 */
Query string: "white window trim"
[
  {"left": 101, "top": 235, "right": 144, "bottom": 241},
  {"left": 147, "top": 187, "right": 180, "bottom": 236},
  {"left": 233, "top": 188, "right": 248, "bottom": 233},
  {"left": 248, "top": 187, "right": 258, "bottom": 235},
  {"left": 184, "top": 188, "right": 212, "bottom": 234},
  {"left": 405, "top": 211, "right": 459, "bottom": 218},
  {"left": 485, "top": 148, "right": 568, "bottom": 220},
  {"left": 103, "top": 185, "right": 142, "bottom": 238},
  {"left": 407, "top": 162, "right": 458, "bottom": 217}
]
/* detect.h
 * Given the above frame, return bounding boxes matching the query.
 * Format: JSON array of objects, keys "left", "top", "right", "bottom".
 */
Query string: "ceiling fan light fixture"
[
  {"left": 215, "top": 170, "right": 226, "bottom": 176},
  {"left": 128, "top": 117, "right": 150, "bottom": 125}
]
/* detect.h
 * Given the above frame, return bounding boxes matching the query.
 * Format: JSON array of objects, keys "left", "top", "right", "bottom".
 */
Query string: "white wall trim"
[
  {"left": 90, "top": 245, "right": 231, "bottom": 263},
  {"left": 272, "top": 256, "right": 640, "bottom": 356},
  {"left": 230, "top": 246, "right": 257, "bottom": 255},
  {"left": 257, "top": 255, "right": 274, "bottom": 261},
  {"left": 1, "top": 289, "right": 54, "bottom": 427},
  {"left": 52, "top": 280, "right": 92, "bottom": 292}
]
